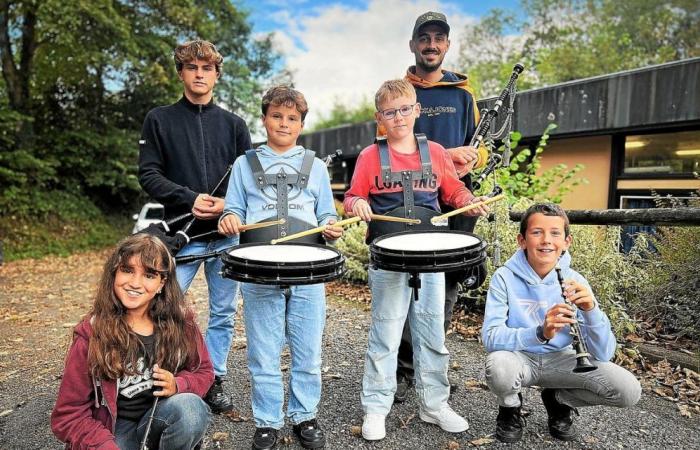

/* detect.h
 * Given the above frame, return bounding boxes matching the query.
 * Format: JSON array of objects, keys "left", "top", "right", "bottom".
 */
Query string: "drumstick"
[
  {"left": 271, "top": 216, "right": 361, "bottom": 245},
  {"left": 370, "top": 214, "right": 421, "bottom": 224},
  {"left": 239, "top": 218, "right": 286, "bottom": 232},
  {"left": 430, "top": 194, "right": 506, "bottom": 224}
]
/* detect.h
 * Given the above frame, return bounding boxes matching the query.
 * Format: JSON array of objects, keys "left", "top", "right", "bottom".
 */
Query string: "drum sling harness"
[
  {"left": 368, "top": 134, "right": 439, "bottom": 243},
  {"left": 243, "top": 149, "right": 320, "bottom": 243},
  {"left": 372, "top": 134, "right": 436, "bottom": 300}
]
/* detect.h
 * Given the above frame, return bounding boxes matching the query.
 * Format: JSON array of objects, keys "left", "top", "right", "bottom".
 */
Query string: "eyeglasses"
[{"left": 378, "top": 104, "right": 416, "bottom": 120}]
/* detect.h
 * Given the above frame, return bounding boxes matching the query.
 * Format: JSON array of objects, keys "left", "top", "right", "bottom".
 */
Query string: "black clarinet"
[
  {"left": 555, "top": 264, "right": 597, "bottom": 373},
  {"left": 468, "top": 63, "right": 524, "bottom": 150}
]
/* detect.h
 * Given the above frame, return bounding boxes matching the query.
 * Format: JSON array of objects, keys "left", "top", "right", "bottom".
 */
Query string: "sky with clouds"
[{"left": 239, "top": 0, "right": 522, "bottom": 126}]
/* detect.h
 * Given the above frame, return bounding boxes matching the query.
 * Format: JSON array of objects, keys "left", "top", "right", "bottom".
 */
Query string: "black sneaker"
[
  {"left": 394, "top": 373, "right": 414, "bottom": 404},
  {"left": 204, "top": 376, "right": 233, "bottom": 414},
  {"left": 252, "top": 427, "right": 278, "bottom": 450},
  {"left": 541, "top": 388, "right": 578, "bottom": 441},
  {"left": 496, "top": 404, "right": 526, "bottom": 443},
  {"left": 293, "top": 418, "right": 326, "bottom": 449}
]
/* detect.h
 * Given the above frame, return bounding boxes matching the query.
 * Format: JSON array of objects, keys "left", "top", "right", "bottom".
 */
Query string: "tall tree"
[
  {"left": 0, "top": 0, "right": 281, "bottom": 213},
  {"left": 459, "top": 0, "right": 699, "bottom": 96}
]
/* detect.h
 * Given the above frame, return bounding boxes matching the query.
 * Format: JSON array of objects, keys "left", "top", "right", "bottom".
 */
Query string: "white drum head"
[
  {"left": 229, "top": 244, "right": 338, "bottom": 263},
  {"left": 376, "top": 232, "right": 481, "bottom": 251}
]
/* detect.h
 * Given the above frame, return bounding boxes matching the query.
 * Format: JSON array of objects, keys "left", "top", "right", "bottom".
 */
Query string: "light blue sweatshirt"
[
  {"left": 482, "top": 249, "right": 617, "bottom": 361},
  {"left": 222, "top": 145, "right": 337, "bottom": 228}
]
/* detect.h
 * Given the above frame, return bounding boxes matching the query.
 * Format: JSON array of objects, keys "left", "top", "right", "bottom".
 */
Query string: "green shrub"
[
  {"left": 634, "top": 189, "right": 700, "bottom": 341},
  {"left": 0, "top": 190, "right": 131, "bottom": 261},
  {"left": 335, "top": 222, "right": 369, "bottom": 283}
]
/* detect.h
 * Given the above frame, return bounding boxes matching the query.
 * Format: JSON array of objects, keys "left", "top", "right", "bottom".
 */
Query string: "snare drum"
[
  {"left": 370, "top": 230, "right": 487, "bottom": 274},
  {"left": 221, "top": 243, "right": 345, "bottom": 285}
]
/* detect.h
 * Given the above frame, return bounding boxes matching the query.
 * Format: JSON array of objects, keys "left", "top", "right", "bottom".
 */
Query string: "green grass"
[{"left": 0, "top": 192, "right": 133, "bottom": 262}]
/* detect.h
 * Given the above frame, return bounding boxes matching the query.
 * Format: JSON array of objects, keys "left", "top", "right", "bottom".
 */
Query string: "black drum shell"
[
  {"left": 221, "top": 243, "right": 345, "bottom": 285},
  {"left": 370, "top": 230, "right": 487, "bottom": 274}
]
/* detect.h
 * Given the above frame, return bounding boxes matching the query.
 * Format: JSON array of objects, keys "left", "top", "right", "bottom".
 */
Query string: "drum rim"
[
  {"left": 370, "top": 230, "right": 486, "bottom": 254},
  {"left": 222, "top": 241, "right": 344, "bottom": 264}
]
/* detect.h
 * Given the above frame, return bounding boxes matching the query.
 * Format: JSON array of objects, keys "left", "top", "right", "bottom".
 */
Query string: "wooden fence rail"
[{"left": 509, "top": 208, "right": 700, "bottom": 226}]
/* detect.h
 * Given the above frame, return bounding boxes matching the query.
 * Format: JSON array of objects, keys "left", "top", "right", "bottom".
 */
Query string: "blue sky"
[{"left": 236, "top": 0, "right": 525, "bottom": 126}]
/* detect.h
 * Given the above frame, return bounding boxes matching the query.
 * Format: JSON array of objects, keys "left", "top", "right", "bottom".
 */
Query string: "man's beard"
[{"left": 416, "top": 52, "right": 444, "bottom": 73}]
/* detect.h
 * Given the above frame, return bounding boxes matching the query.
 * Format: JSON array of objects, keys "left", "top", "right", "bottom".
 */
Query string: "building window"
[{"left": 624, "top": 130, "right": 700, "bottom": 175}]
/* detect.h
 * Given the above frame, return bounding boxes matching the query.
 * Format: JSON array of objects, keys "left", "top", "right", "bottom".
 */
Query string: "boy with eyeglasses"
[{"left": 343, "top": 79, "right": 490, "bottom": 441}]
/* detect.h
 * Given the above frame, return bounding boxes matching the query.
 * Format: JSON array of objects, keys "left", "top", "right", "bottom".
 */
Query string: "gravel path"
[{"left": 1, "top": 256, "right": 698, "bottom": 449}]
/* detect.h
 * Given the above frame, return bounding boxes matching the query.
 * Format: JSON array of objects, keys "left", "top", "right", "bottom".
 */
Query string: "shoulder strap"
[
  {"left": 297, "top": 149, "right": 316, "bottom": 189},
  {"left": 415, "top": 133, "right": 433, "bottom": 180},
  {"left": 245, "top": 150, "right": 266, "bottom": 188},
  {"left": 376, "top": 137, "right": 392, "bottom": 184}
]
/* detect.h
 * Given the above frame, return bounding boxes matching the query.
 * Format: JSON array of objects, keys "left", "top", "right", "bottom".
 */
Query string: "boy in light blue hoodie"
[
  {"left": 218, "top": 86, "right": 342, "bottom": 450},
  {"left": 482, "top": 203, "right": 641, "bottom": 444}
]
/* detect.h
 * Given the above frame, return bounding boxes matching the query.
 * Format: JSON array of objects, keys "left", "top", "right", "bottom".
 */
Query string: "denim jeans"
[
  {"left": 176, "top": 236, "right": 239, "bottom": 377},
  {"left": 485, "top": 350, "right": 642, "bottom": 408},
  {"left": 361, "top": 268, "right": 450, "bottom": 415},
  {"left": 242, "top": 283, "right": 326, "bottom": 428},
  {"left": 114, "top": 393, "right": 211, "bottom": 450}
]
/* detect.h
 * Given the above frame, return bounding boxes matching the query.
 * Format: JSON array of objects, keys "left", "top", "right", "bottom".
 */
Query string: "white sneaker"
[
  {"left": 419, "top": 405, "right": 469, "bottom": 433},
  {"left": 362, "top": 413, "right": 386, "bottom": 440}
]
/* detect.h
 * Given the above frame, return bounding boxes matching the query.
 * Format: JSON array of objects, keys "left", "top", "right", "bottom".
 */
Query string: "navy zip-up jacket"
[{"left": 138, "top": 96, "right": 252, "bottom": 240}]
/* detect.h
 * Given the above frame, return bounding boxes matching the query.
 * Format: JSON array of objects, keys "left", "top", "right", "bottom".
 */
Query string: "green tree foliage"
[
  {"left": 309, "top": 98, "right": 375, "bottom": 132},
  {"left": 459, "top": 0, "right": 700, "bottom": 96},
  {"left": 0, "top": 0, "right": 280, "bottom": 216}
]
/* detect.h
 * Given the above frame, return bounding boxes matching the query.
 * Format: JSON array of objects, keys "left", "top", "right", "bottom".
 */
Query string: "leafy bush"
[
  {"left": 335, "top": 222, "right": 369, "bottom": 283},
  {"left": 0, "top": 190, "right": 131, "bottom": 261},
  {"left": 634, "top": 190, "right": 700, "bottom": 341}
]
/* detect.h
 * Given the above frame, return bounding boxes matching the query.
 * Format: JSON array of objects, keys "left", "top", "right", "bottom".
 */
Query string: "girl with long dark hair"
[{"left": 51, "top": 234, "right": 214, "bottom": 449}]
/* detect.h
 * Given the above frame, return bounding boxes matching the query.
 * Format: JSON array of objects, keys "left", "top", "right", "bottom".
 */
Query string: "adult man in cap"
[{"left": 393, "top": 11, "right": 488, "bottom": 403}]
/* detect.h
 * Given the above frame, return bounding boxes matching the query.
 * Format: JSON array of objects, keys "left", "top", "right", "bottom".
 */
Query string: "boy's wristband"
[{"left": 536, "top": 325, "right": 550, "bottom": 344}]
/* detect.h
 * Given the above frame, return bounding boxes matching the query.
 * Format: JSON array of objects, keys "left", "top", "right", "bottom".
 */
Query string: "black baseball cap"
[{"left": 412, "top": 11, "right": 450, "bottom": 38}]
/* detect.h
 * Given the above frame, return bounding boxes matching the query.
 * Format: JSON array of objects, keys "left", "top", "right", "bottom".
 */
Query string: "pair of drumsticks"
[{"left": 242, "top": 194, "right": 505, "bottom": 245}]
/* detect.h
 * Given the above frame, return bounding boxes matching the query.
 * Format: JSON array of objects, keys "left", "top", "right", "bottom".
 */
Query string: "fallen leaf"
[
  {"left": 469, "top": 437, "right": 494, "bottom": 446},
  {"left": 211, "top": 432, "right": 228, "bottom": 442}
]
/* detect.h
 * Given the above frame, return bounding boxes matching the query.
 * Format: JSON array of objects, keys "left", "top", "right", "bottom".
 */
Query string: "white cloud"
[{"left": 270, "top": 0, "right": 478, "bottom": 126}]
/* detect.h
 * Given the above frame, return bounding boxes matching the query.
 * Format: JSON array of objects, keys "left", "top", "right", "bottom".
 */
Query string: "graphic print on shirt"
[
  {"left": 259, "top": 162, "right": 305, "bottom": 211},
  {"left": 119, "top": 357, "right": 154, "bottom": 398},
  {"left": 373, "top": 174, "right": 438, "bottom": 191},
  {"left": 421, "top": 105, "right": 457, "bottom": 117},
  {"left": 516, "top": 298, "right": 549, "bottom": 323}
]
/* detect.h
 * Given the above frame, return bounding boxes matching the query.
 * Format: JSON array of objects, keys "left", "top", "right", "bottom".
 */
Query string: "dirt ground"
[{"left": 1, "top": 249, "right": 699, "bottom": 449}]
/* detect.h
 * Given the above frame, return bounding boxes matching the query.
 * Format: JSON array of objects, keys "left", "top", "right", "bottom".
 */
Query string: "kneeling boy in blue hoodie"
[{"left": 482, "top": 203, "right": 641, "bottom": 443}]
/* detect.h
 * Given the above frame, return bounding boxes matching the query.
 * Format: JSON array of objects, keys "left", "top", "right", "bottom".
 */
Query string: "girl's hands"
[{"left": 152, "top": 364, "right": 177, "bottom": 397}]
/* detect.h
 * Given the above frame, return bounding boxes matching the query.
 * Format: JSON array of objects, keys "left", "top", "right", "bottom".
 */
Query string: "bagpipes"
[
  {"left": 138, "top": 165, "right": 233, "bottom": 256},
  {"left": 469, "top": 63, "right": 524, "bottom": 268}
]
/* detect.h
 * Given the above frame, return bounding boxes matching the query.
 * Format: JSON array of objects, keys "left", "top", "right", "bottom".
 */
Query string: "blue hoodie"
[
  {"left": 222, "top": 145, "right": 337, "bottom": 228},
  {"left": 482, "top": 249, "right": 616, "bottom": 361}
]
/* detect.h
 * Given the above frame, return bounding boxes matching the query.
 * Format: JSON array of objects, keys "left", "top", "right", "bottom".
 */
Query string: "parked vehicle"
[{"left": 132, "top": 202, "right": 164, "bottom": 234}]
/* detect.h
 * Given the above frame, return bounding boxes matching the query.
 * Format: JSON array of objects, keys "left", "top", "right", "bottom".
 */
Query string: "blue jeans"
[
  {"left": 114, "top": 393, "right": 211, "bottom": 450},
  {"left": 242, "top": 283, "right": 326, "bottom": 429},
  {"left": 485, "top": 350, "right": 642, "bottom": 408},
  {"left": 176, "top": 237, "right": 239, "bottom": 376},
  {"left": 361, "top": 269, "right": 450, "bottom": 415}
]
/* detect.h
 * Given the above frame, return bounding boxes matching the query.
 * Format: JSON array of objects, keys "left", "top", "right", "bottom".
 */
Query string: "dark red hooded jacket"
[{"left": 50, "top": 318, "right": 214, "bottom": 449}]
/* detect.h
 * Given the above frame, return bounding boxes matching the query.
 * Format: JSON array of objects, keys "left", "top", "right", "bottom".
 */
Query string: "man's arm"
[{"left": 138, "top": 111, "right": 198, "bottom": 210}]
